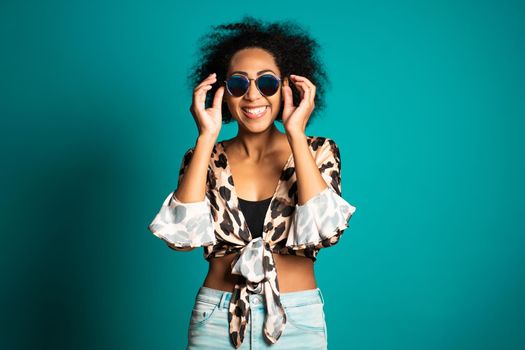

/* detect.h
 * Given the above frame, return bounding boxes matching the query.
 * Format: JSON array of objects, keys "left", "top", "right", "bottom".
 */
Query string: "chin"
[
  {"left": 237, "top": 115, "right": 278, "bottom": 132},
  {"left": 240, "top": 120, "right": 274, "bottom": 133}
]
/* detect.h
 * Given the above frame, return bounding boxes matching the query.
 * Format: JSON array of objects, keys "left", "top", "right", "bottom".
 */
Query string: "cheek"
[
  {"left": 270, "top": 95, "right": 282, "bottom": 112},
  {"left": 225, "top": 99, "right": 239, "bottom": 114}
]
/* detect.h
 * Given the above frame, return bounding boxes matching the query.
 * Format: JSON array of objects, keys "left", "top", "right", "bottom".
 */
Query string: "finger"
[
  {"left": 199, "top": 73, "right": 217, "bottom": 86},
  {"left": 293, "top": 80, "right": 311, "bottom": 102},
  {"left": 291, "top": 75, "right": 315, "bottom": 103},
  {"left": 212, "top": 85, "right": 225, "bottom": 110},
  {"left": 291, "top": 75, "right": 315, "bottom": 93},
  {"left": 290, "top": 74, "right": 313, "bottom": 86},
  {"left": 193, "top": 75, "right": 216, "bottom": 99},
  {"left": 290, "top": 78, "right": 305, "bottom": 98},
  {"left": 194, "top": 73, "right": 217, "bottom": 91},
  {"left": 195, "top": 85, "right": 213, "bottom": 111},
  {"left": 194, "top": 80, "right": 216, "bottom": 93},
  {"left": 299, "top": 82, "right": 313, "bottom": 107},
  {"left": 194, "top": 83, "right": 215, "bottom": 103}
]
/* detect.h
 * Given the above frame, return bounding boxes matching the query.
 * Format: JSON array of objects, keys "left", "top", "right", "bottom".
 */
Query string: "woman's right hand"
[{"left": 190, "top": 73, "right": 225, "bottom": 139}]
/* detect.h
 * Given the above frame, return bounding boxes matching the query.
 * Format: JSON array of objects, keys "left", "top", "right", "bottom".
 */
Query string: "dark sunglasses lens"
[
  {"left": 257, "top": 75, "right": 280, "bottom": 96},
  {"left": 227, "top": 76, "right": 249, "bottom": 97}
]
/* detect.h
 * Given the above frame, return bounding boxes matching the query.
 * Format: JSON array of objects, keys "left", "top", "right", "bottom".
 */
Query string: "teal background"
[{"left": 1, "top": 0, "right": 524, "bottom": 349}]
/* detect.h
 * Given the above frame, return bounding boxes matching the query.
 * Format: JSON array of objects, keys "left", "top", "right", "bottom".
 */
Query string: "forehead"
[{"left": 228, "top": 47, "right": 280, "bottom": 76}]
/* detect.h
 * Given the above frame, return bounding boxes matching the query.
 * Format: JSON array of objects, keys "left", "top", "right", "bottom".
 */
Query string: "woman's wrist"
[
  {"left": 197, "top": 133, "right": 218, "bottom": 147},
  {"left": 286, "top": 130, "right": 307, "bottom": 145}
]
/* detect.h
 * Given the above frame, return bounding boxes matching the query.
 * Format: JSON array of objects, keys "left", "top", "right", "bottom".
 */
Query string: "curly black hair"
[{"left": 186, "top": 16, "right": 330, "bottom": 127}]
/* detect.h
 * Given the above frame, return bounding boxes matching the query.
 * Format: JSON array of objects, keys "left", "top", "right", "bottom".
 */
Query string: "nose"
[{"left": 245, "top": 78, "right": 262, "bottom": 100}]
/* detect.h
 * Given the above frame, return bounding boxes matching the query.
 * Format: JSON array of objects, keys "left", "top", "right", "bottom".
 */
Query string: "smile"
[{"left": 241, "top": 106, "right": 269, "bottom": 119}]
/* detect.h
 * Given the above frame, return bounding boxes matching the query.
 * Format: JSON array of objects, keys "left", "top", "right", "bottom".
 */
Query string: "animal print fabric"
[
  {"left": 147, "top": 192, "right": 216, "bottom": 251},
  {"left": 286, "top": 186, "right": 356, "bottom": 249},
  {"left": 147, "top": 135, "right": 357, "bottom": 348}
]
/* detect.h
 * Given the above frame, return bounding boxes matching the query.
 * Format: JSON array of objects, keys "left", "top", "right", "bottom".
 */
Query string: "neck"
[{"left": 231, "top": 123, "right": 285, "bottom": 161}]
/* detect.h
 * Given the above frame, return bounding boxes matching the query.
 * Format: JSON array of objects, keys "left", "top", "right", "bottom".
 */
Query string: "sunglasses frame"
[{"left": 223, "top": 74, "right": 282, "bottom": 97}]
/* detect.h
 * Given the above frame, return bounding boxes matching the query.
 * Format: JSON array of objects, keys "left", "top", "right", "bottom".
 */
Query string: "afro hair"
[{"left": 186, "top": 16, "right": 330, "bottom": 127}]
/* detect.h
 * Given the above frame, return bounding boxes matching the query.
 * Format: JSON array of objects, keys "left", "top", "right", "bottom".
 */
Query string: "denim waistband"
[{"left": 194, "top": 286, "right": 325, "bottom": 310}]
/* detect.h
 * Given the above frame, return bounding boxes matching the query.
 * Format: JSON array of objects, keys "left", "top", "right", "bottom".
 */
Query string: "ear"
[{"left": 281, "top": 77, "right": 289, "bottom": 101}]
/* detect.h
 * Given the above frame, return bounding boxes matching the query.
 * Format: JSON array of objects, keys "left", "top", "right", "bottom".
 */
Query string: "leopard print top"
[{"left": 148, "top": 135, "right": 357, "bottom": 348}]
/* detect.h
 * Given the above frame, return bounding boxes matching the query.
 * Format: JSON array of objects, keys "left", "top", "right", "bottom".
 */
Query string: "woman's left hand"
[{"left": 281, "top": 74, "right": 316, "bottom": 136}]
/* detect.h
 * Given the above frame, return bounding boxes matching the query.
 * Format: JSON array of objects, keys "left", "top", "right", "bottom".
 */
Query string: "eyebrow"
[{"left": 230, "top": 69, "right": 277, "bottom": 76}]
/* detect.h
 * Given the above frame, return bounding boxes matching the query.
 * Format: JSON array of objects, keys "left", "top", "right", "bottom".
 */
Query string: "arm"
[
  {"left": 287, "top": 133, "right": 329, "bottom": 205},
  {"left": 175, "top": 134, "right": 217, "bottom": 203},
  {"left": 286, "top": 136, "right": 357, "bottom": 250},
  {"left": 148, "top": 70, "right": 224, "bottom": 252},
  {"left": 147, "top": 135, "right": 217, "bottom": 252}
]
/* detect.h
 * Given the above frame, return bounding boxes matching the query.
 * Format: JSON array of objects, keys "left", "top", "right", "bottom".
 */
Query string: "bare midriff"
[
  {"left": 208, "top": 134, "right": 317, "bottom": 293},
  {"left": 202, "top": 253, "right": 317, "bottom": 293}
]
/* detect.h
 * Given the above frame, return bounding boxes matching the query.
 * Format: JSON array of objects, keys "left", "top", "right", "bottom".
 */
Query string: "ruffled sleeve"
[
  {"left": 147, "top": 147, "right": 216, "bottom": 251},
  {"left": 286, "top": 138, "right": 357, "bottom": 250}
]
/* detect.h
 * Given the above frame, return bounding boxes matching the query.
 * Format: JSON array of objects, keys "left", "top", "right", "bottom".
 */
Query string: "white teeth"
[{"left": 243, "top": 106, "right": 267, "bottom": 115}]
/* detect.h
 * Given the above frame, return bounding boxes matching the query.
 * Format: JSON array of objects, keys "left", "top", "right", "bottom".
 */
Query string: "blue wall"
[{"left": 1, "top": 0, "right": 524, "bottom": 349}]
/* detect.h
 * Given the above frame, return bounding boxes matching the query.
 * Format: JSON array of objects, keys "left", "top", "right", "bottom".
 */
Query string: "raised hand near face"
[
  {"left": 189, "top": 72, "right": 225, "bottom": 139},
  {"left": 281, "top": 74, "right": 316, "bottom": 136}
]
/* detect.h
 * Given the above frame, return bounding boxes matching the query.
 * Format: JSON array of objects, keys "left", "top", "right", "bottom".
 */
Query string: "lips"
[{"left": 241, "top": 105, "right": 269, "bottom": 119}]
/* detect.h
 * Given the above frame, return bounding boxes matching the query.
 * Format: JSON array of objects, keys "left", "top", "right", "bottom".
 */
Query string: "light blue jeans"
[{"left": 187, "top": 286, "right": 328, "bottom": 349}]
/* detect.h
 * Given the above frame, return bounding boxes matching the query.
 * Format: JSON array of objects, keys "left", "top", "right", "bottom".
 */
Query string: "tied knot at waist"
[
  {"left": 231, "top": 237, "right": 270, "bottom": 290},
  {"left": 228, "top": 237, "right": 287, "bottom": 347}
]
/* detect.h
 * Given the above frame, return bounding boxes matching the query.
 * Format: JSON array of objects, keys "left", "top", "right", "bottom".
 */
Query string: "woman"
[{"left": 148, "top": 17, "right": 357, "bottom": 349}]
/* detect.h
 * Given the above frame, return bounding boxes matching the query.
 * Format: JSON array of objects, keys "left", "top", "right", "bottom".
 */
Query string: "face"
[{"left": 224, "top": 47, "right": 286, "bottom": 132}]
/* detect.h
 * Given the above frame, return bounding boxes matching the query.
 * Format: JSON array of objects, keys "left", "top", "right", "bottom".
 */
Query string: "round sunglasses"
[{"left": 224, "top": 74, "right": 282, "bottom": 97}]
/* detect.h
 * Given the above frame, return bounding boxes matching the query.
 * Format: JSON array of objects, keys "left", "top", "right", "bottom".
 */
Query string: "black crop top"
[{"left": 237, "top": 196, "right": 273, "bottom": 239}]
